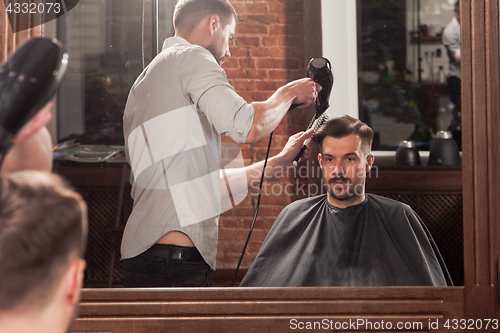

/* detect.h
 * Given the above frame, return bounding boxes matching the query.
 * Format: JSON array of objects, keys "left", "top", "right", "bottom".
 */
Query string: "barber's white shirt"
[{"left": 122, "top": 37, "right": 254, "bottom": 269}]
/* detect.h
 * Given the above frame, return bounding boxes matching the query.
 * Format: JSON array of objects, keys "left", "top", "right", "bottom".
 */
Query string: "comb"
[{"left": 292, "top": 113, "right": 328, "bottom": 166}]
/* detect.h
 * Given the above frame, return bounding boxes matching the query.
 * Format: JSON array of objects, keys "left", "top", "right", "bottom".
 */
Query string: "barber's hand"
[
  {"left": 276, "top": 128, "right": 314, "bottom": 167},
  {"left": 285, "top": 78, "right": 322, "bottom": 109}
]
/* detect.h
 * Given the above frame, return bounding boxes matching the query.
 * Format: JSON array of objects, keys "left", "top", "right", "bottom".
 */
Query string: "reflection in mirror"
[
  {"left": 51, "top": 0, "right": 174, "bottom": 287},
  {"left": 359, "top": 0, "right": 462, "bottom": 151},
  {"left": 49, "top": 0, "right": 462, "bottom": 289},
  {"left": 56, "top": 0, "right": 173, "bottom": 145}
]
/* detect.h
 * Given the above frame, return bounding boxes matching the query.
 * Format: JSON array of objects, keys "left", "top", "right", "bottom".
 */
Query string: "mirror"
[{"left": 44, "top": 0, "right": 463, "bottom": 288}]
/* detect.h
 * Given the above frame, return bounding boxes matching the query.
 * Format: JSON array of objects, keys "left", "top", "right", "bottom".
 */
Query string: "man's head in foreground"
[
  {"left": 0, "top": 171, "right": 87, "bottom": 333},
  {"left": 173, "top": 0, "right": 237, "bottom": 65},
  {"left": 314, "top": 115, "right": 375, "bottom": 208}
]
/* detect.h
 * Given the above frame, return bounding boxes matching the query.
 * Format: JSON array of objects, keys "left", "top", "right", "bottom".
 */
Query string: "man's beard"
[
  {"left": 325, "top": 175, "right": 365, "bottom": 202},
  {"left": 206, "top": 43, "right": 225, "bottom": 65}
]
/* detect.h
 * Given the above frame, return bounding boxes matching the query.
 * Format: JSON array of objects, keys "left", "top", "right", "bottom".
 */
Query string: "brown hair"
[
  {"left": 0, "top": 171, "right": 87, "bottom": 311},
  {"left": 313, "top": 115, "right": 374, "bottom": 155},
  {"left": 173, "top": 0, "right": 237, "bottom": 35}
]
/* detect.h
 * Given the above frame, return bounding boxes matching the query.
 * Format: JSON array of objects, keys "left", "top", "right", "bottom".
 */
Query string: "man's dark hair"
[
  {"left": 0, "top": 171, "right": 87, "bottom": 311},
  {"left": 173, "top": 0, "right": 237, "bottom": 35},
  {"left": 455, "top": 0, "right": 460, "bottom": 14},
  {"left": 313, "top": 115, "right": 374, "bottom": 155}
]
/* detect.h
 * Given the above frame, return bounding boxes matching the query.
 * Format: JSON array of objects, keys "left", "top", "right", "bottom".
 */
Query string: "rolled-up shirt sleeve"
[{"left": 179, "top": 46, "right": 255, "bottom": 144}]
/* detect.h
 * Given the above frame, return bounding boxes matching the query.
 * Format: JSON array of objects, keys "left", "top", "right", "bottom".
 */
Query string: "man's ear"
[
  {"left": 209, "top": 15, "right": 220, "bottom": 35},
  {"left": 63, "top": 258, "right": 86, "bottom": 306},
  {"left": 318, "top": 153, "right": 323, "bottom": 167},
  {"left": 366, "top": 153, "right": 375, "bottom": 172}
]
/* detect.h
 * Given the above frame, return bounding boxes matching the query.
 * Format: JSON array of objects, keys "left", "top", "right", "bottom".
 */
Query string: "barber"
[{"left": 121, "top": 0, "right": 320, "bottom": 287}]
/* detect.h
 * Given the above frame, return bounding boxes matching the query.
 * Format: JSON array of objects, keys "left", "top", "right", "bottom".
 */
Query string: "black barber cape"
[{"left": 240, "top": 194, "right": 451, "bottom": 287}]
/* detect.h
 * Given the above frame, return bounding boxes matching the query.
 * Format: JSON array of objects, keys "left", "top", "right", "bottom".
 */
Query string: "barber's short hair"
[
  {"left": 0, "top": 171, "right": 87, "bottom": 311},
  {"left": 173, "top": 0, "right": 237, "bottom": 35},
  {"left": 455, "top": 0, "right": 460, "bottom": 14},
  {"left": 313, "top": 115, "right": 374, "bottom": 155}
]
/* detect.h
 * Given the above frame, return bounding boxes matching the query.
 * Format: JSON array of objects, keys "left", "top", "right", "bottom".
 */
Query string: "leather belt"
[{"left": 145, "top": 244, "right": 205, "bottom": 263}]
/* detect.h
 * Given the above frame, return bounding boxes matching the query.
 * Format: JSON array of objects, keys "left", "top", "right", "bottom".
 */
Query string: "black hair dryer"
[
  {"left": 288, "top": 57, "right": 334, "bottom": 114},
  {"left": 0, "top": 37, "right": 68, "bottom": 162},
  {"left": 307, "top": 57, "right": 334, "bottom": 118},
  {"left": 291, "top": 57, "right": 334, "bottom": 166}
]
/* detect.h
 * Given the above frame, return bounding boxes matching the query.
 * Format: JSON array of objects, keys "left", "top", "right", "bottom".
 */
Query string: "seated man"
[
  {"left": 0, "top": 171, "right": 87, "bottom": 333},
  {"left": 240, "top": 116, "right": 451, "bottom": 287}
]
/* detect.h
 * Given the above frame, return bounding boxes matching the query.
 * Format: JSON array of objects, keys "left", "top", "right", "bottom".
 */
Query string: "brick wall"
[{"left": 217, "top": 0, "right": 314, "bottom": 270}]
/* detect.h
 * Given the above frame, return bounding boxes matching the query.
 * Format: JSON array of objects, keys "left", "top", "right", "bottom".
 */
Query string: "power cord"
[{"left": 231, "top": 131, "right": 273, "bottom": 287}]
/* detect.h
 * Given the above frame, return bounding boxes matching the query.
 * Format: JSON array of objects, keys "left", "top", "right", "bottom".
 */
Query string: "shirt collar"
[{"left": 162, "top": 36, "right": 191, "bottom": 51}]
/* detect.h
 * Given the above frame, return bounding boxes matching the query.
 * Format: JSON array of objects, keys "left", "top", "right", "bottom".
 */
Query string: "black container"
[
  {"left": 428, "top": 131, "right": 461, "bottom": 166},
  {"left": 395, "top": 141, "right": 421, "bottom": 166}
]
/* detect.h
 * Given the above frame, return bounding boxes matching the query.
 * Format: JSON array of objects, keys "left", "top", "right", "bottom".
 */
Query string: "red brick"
[
  {"left": 269, "top": 1, "right": 303, "bottom": 13},
  {"left": 265, "top": 191, "right": 293, "bottom": 206},
  {"left": 217, "top": 241, "right": 246, "bottom": 254},
  {"left": 231, "top": 3, "right": 247, "bottom": 15},
  {"left": 222, "top": 58, "right": 239, "bottom": 68},
  {"left": 255, "top": 58, "right": 300, "bottom": 69},
  {"left": 249, "top": 48, "right": 270, "bottom": 57},
  {"left": 256, "top": 205, "right": 274, "bottom": 217},
  {"left": 235, "top": 36, "right": 260, "bottom": 47},
  {"left": 246, "top": 229, "right": 268, "bottom": 242},
  {"left": 240, "top": 148, "right": 252, "bottom": 160},
  {"left": 233, "top": 207, "right": 260, "bottom": 217},
  {"left": 237, "top": 24, "right": 268, "bottom": 35},
  {"left": 269, "top": 69, "right": 289, "bottom": 80},
  {"left": 230, "top": 46, "right": 248, "bottom": 57},
  {"left": 272, "top": 134, "right": 290, "bottom": 147},
  {"left": 249, "top": 91, "right": 271, "bottom": 101},
  {"left": 277, "top": 12, "right": 303, "bottom": 24},
  {"left": 289, "top": 111, "right": 307, "bottom": 124},
  {"left": 247, "top": 14, "right": 277, "bottom": 25},
  {"left": 240, "top": 58, "right": 256, "bottom": 69},
  {"left": 262, "top": 36, "right": 279, "bottom": 46},
  {"left": 279, "top": 35, "right": 303, "bottom": 48},
  {"left": 220, "top": 217, "right": 243, "bottom": 228},
  {"left": 246, "top": 69, "right": 268, "bottom": 79},
  {"left": 238, "top": 92, "right": 255, "bottom": 102},
  {"left": 256, "top": 80, "right": 287, "bottom": 91},
  {"left": 225, "top": 68, "right": 247, "bottom": 79},
  {"left": 234, "top": 80, "right": 256, "bottom": 91},
  {"left": 246, "top": 241, "right": 266, "bottom": 255},
  {"left": 268, "top": 47, "right": 287, "bottom": 58},
  {"left": 250, "top": 134, "right": 272, "bottom": 147},
  {"left": 273, "top": 124, "right": 292, "bottom": 135},
  {"left": 270, "top": 24, "right": 303, "bottom": 36},
  {"left": 219, "top": 228, "right": 252, "bottom": 241},
  {"left": 244, "top": 2, "right": 269, "bottom": 14}
]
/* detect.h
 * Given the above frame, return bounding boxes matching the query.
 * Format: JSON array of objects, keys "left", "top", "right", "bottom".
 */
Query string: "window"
[{"left": 55, "top": 0, "right": 173, "bottom": 145}]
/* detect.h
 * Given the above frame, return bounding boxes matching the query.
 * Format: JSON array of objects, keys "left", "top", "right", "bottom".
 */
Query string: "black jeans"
[{"left": 122, "top": 244, "right": 212, "bottom": 287}]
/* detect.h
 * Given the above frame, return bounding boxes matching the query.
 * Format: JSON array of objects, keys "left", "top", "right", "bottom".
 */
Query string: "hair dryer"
[
  {"left": 0, "top": 37, "right": 68, "bottom": 162},
  {"left": 291, "top": 57, "right": 334, "bottom": 166},
  {"left": 307, "top": 57, "right": 334, "bottom": 118}
]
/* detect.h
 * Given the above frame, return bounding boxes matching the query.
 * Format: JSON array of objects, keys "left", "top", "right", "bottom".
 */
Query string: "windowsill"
[{"left": 371, "top": 150, "right": 462, "bottom": 169}]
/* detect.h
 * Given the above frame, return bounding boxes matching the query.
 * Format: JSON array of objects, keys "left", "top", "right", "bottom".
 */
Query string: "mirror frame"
[{"left": 1, "top": 0, "right": 498, "bottom": 331}]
